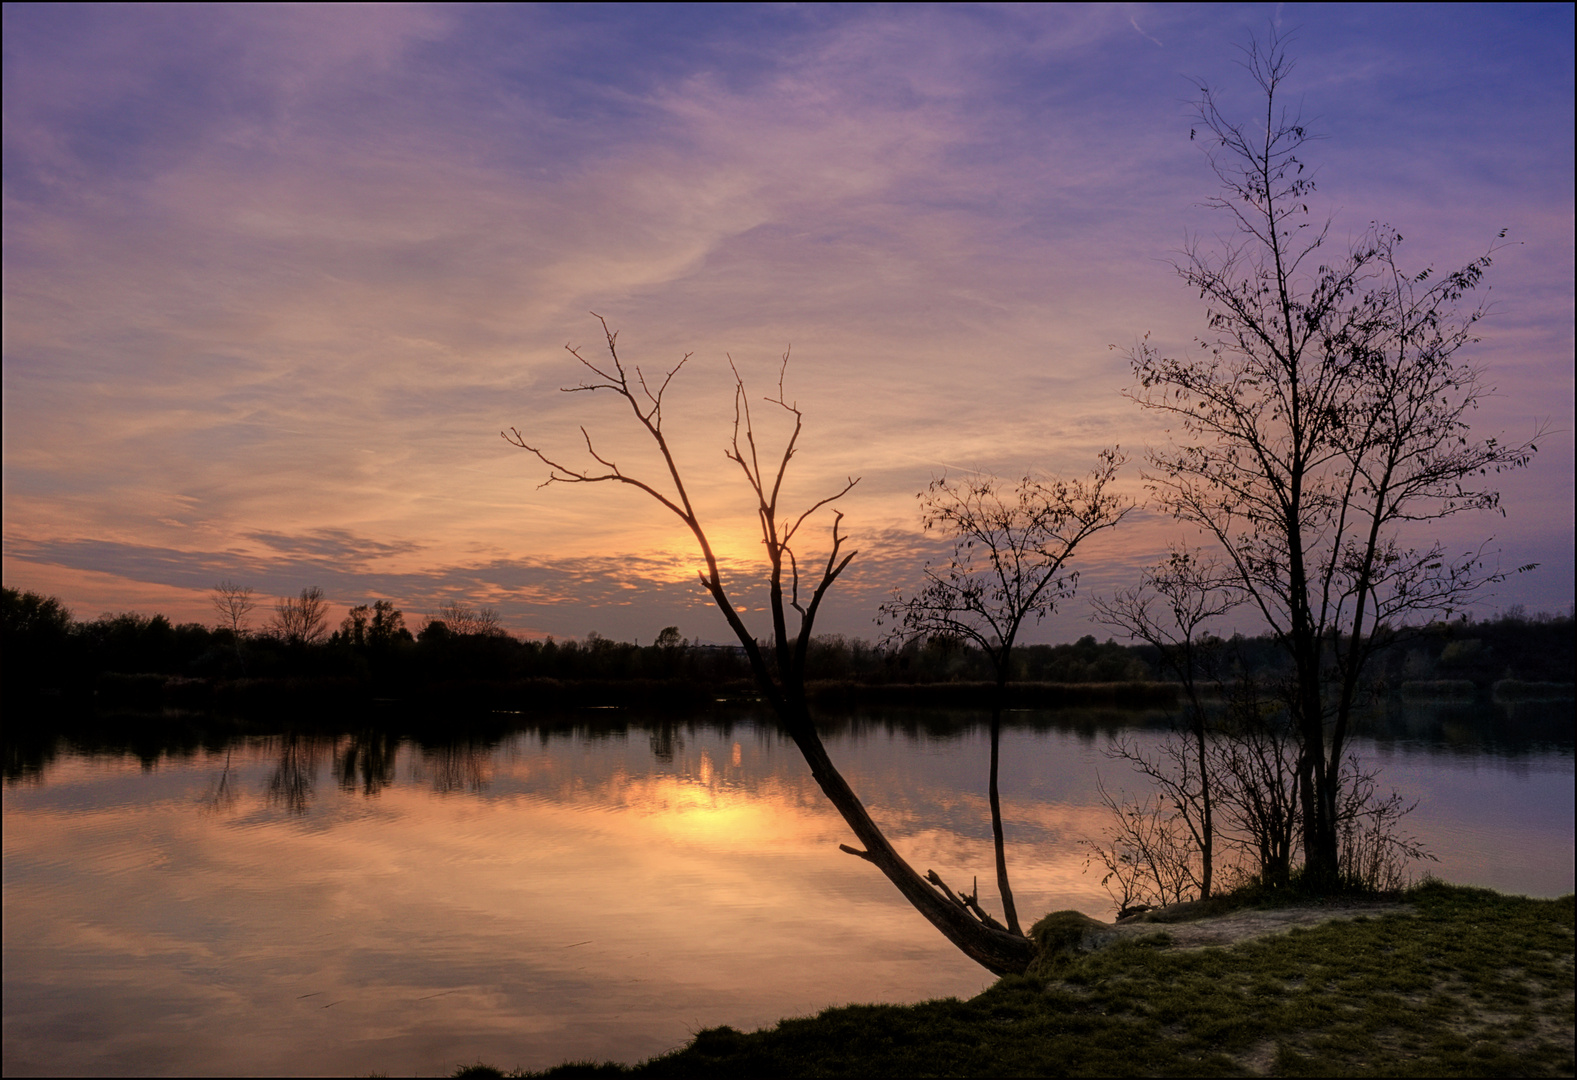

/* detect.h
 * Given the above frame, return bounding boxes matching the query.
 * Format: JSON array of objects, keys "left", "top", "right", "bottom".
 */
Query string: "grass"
[{"left": 460, "top": 882, "right": 1573, "bottom": 1078}]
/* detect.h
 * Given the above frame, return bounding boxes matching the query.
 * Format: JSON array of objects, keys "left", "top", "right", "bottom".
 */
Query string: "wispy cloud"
[
  {"left": 4, "top": 4, "right": 1571, "bottom": 638},
  {"left": 1128, "top": 15, "right": 1164, "bottom": 48}
]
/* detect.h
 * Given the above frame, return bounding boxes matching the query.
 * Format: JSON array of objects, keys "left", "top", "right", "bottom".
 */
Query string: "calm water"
[{"left": 3, "top": 707, "right": 1572, "bottom": 1076}]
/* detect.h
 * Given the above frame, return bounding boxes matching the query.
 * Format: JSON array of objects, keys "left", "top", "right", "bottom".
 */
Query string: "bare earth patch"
[{"left": 1113, "top": 899, "right": 1415, "bottom": 948}]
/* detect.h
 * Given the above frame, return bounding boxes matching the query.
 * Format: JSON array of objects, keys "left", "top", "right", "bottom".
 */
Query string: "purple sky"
[{"left": 4, "top": 3, "right": 1572, "bottom": 644}]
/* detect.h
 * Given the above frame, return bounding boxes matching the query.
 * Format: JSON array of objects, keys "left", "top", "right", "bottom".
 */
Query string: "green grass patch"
[{"left": 474, "top": 883, "right": 1575, "bottom": 1078}]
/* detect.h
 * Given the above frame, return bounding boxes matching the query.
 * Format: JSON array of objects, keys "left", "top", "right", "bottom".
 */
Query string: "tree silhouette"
[
  {"left": 340, "top": 599, "right": 405, "bottom": 647},
  {"left": 1129, "top": 32, "right": 1539, "bottom": 886},
  {"left": 212, "top": 579, "right": 258, "bottom": 672},
  {"left": 426, "top": 601, "right": 507, "bottom": 638},
  {"left": 880, "top": 456, "right": 1129, "bottom": 932},
  {"left": 269, "top": 586, "right": 329, "bottom": 646},
  {"left": 506, "top": 316, "right": 1034, "bottom": 974},
  {"left": 211, "top": 580, "right": 256, "bottom": 638},
  {"left": 1093, "top": 548, "right": 1240, "bottom": 899}
]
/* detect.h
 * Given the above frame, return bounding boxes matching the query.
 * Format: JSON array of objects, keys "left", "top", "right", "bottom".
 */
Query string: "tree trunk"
[
  {"left": 1193, "top": 717, "right": 1213, "bottom": 900},
  {"left": 1292, "top": 638, "right": 1341, "bottom": 889},
  {"left": 784, "top": 707, "right": 1034, "bottom": 976},
  {"left": 1307, "top": 766, "right": 1341, "bottom": 886}
]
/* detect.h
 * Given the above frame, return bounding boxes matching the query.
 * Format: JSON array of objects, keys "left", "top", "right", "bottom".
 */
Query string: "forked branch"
[{"left": 507, "top": 317, "right": 1035, "bottom": 976}]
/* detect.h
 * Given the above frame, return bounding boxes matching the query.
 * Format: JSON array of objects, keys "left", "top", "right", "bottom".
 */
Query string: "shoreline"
[{"left": 454, "top": 883, "right": 1574, "bottom": 1078}]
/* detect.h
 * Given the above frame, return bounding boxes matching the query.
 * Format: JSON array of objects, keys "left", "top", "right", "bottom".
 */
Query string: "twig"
[{"left": 926, "top": 869, "right": 1008, "bottom": 932}]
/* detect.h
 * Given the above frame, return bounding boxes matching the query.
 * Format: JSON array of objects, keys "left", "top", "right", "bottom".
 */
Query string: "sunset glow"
[{"left": 4, "top": 4, "right": 1571, "bottom": 643}]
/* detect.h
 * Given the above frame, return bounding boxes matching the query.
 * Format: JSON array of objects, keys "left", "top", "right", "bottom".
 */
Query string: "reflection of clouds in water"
[{"left": 3, "top": 717, "right": 1571, "bottom": 1078}]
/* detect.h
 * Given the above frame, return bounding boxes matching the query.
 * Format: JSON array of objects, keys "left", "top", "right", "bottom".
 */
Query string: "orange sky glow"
[{"left": 4, "top": 4, "right": 1572, "bottom": 644}]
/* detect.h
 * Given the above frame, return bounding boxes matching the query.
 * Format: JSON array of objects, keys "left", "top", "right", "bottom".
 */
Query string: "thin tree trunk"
[
  {"left": 1193, "top": 718, "right": 1213, "bottom": 900},
  {"left": 988, "top": 695, "right": 1022, "bottom": 935}
]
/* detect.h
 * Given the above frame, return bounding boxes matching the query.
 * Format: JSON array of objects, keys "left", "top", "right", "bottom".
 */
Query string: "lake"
[{"left": 3, "top": 704, "right": 1572, "bottom": 1076}]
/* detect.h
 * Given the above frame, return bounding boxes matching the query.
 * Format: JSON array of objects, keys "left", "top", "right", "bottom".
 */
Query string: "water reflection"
[
  {"left": 265, "top": 732, "right": 320, "bottom": 814},
  {"left": 418, "top": 738, "right": 492, "bottom": 794},
  {"left": 2, "top": 706, "right": 1571, "bottom": 1078},
  {"left": 200, "top": 749, "right": 239, "bottom": 814},
  {"left": 6, "top": 697, "right": 1569, "bottom": 791},
  {"left": 336, "top": 730, "right": 397, "bottom": 797},
  {"left": 649, "top": 721, "right": 682, "bottom": 763},
  {"left": 1357, "top": 695, "right": 1573, "bottom": 754}
]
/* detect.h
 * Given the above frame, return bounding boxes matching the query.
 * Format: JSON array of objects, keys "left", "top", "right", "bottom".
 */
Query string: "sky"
[{"left": 4, "top": 3, "right": 1573, "bottom": 645}]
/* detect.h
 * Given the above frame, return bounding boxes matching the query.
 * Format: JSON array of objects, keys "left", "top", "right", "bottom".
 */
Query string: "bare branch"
[
  {"left": 1127, "top": 28, "right": 1538, "bottom": 886},
  {"left": 925, "top": 870, "right": 1009, "bottom": 933},
  {"left": 880, "top": 452, "right": 1131, "bottom": 678},
  {"left": 211, "top": 579, "right": 257, "bottom": 637},
  {"left": 507, "top": 318, "right": 1034, "bottom": 974}
]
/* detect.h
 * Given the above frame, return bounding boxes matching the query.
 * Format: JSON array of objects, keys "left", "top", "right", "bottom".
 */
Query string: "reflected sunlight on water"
[{"left": 3, "top": 712, "right": 1572, "bottom": 1076}]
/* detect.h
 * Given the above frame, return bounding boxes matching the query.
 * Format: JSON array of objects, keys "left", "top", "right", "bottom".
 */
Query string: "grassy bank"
[{"left": 459, "top": 882, "right": 1573, "bottom": 1078}]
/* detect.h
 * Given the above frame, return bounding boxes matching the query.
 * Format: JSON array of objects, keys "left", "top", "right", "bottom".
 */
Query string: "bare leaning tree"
[
  {"left": 505, "top": 315, "right": 1035, "bottom": 975},
  {"left": 879, "top": 457, "right": 1128, "bottom": 935},
  {"left": 1127, "top": 32, "right": 1540, "bottom": 889}
]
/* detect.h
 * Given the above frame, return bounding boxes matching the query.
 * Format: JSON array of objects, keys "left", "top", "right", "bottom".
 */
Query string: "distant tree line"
[{"left": 2, "top": 584, "right": 1569, "bottom": 712}]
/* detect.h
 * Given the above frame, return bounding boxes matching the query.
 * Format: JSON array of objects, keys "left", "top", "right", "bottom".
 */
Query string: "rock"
[
  {"left": 1026, "top": 910, "right": 1120, "bottom": 975},
  {"left": 1128, "top": 899, "right": 1210, "bottom": 923}
]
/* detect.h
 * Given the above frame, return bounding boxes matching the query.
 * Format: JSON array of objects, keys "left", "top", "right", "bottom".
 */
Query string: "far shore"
[
  {"left": 22, "top": 671, "right": 1577, "bottom": 721},
  {"left": 54, "top": 673, "right": 1182, "bottom": 716}
]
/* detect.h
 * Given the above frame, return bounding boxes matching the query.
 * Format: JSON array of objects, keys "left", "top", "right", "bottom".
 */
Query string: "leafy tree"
[
  {"left": 0, "top": 586, "right": 73, "bottom": 643},
  {"left": 1127, "top": 33, "right": 1539, "bottom": 886},
  {"left": 1, "top": 587, "right": 75, "bottom": 694},
  {"left": 340, "top": 599, "right": 406, "bottom": 648}
]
